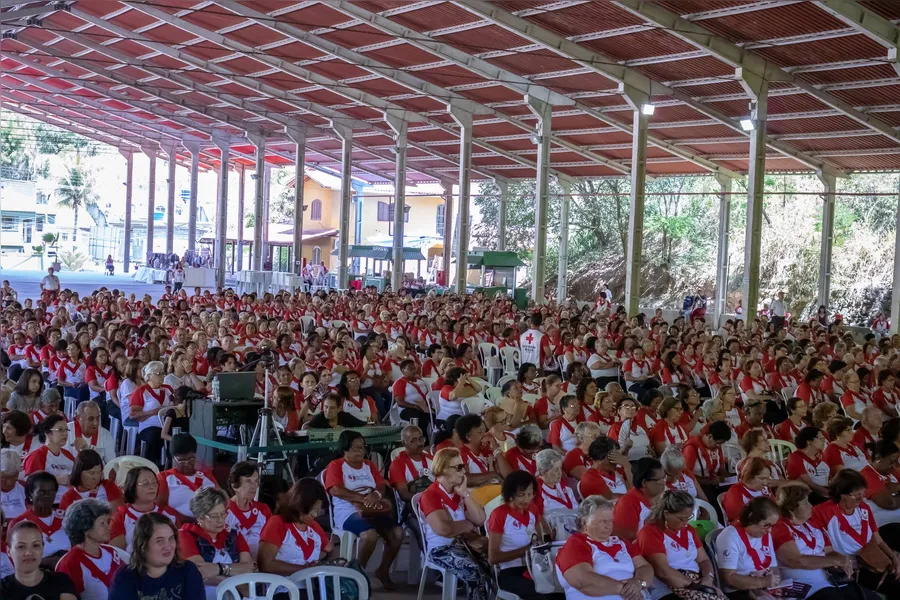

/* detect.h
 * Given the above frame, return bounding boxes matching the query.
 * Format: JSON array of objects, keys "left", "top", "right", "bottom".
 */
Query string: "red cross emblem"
[{"left": 526, "top": 334, "right": 534, "bottom": 343}]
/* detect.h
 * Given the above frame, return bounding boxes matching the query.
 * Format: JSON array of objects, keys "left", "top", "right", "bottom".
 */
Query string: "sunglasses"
[{"left": 447, "top": 464, "right": 466, "bottom": 473}]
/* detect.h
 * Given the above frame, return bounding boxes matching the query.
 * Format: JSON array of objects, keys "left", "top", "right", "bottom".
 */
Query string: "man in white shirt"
[
  {"left": 66, "top": 401, "right": 117, "bottom": 463},
  {"left": 39, "top": 267, "right": 61, "bottom": 301},
  {"left": 770, "top": 290, "right": 786, "bottom": 331}
]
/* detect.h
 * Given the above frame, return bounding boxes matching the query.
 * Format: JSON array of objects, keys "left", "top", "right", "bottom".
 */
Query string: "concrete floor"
[{"left": 0, "top": 269, "right": 201, "bottom": 302}]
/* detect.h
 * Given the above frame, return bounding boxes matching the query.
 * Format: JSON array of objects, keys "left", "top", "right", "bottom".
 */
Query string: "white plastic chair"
[
  {"left": 522, "top": 393, "right": 539, "bottom": 406},
  {"left": 484, "top": 386, "right": 503, "bottom": 403},
  {"left": 768, "top": 439, "right": 795, "bottom": 472},
  {"left": 412, "top": 492, "right": 458, "bottom": 600},
  {"left": 693, "top": 498, "right": 720, "bottom": 527},
  {"left": 462, "top": 396, "right": 491, "bottom": 415},
  {"left": 216, "top": 573, "right": 299, "bottom": 600},
  {"left": 479, "top": 342, "right": 502, "bottom": 385},
  {"left": 483, "top": 495, "right": 505, "bottom": 521},
  {"left": 331, "top": 320, "right": 347, "bottom": 331},
  {"left": 289, "top": 565, "right": 368, "bottom": 600},
  {"left": 316, "top": 472, "right": 358, "bottom": 560},
  {"left": 500, "top": 347, "right": 519, "bottom": 375},
  {"left": 496, "top": 374, "right": 516, "bottom": 388},
  {"left": 104, "top": 455, "right": 159, "bottom": 488}
]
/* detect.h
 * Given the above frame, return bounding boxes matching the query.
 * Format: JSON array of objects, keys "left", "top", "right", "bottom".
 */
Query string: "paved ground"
[{"left": 0, "top": 269, "right": 205, "bottom": 302}]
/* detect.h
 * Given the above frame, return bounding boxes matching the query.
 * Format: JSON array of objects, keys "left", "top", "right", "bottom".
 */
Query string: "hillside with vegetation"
[{"left": 474, "top": 172, "right": 900, "bottom": 327}]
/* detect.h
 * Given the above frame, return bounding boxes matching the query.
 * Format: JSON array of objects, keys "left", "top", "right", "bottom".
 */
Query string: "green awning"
[
  {"left": 330, "top": 245, "right": 425, "bottom": 261},
  {"left": 466, "top": 251, "right": 525, "bottom": 268}
]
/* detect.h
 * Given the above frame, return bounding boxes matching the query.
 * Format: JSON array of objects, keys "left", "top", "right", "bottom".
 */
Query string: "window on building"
[
  {"left": 310, "top": 199, "right": 322, "bottom": 221},
  {"left": 61, "top": 233, "right": 69, "bottom": 241},
  {"left": 47, "top": 215, "right": 56, "bottom": 224},
  {"left": 1, "top": 217, "right": 17, "bottom": 232},
  {"left": 312, "top": 246, "right": 321, "bottom": 265},
  {"left": 436, "top": 204, "right": 445, "bottom": 236},
  {"left": 377, "top": 202, "right": 409, "bottom": 222},
  {"left": 35, "top": 216, "right": 44, "bottom": 232},
  {"left": 36, "top": 192, "right": 49, "bottom": 205}
]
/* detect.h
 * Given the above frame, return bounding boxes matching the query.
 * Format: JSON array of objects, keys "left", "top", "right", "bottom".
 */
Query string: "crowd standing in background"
[{"left": 2, "top": 278, "right": 900, "bottom": 599}]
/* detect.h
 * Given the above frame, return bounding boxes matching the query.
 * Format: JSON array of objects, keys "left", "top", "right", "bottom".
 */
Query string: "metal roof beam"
[
  {"left": 612, "top": 0, "right": 900, "bottom": 147},
  {"left": 812, "top": 0, "right": 900, "bottom": 50}
]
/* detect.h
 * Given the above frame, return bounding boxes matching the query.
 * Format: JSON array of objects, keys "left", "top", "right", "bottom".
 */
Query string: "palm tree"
[{"left": 54, "top": 158, "right": 98, "bottom": 243}]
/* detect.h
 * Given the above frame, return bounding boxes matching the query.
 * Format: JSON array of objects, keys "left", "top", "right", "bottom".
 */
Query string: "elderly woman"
[
  {"left": 110, "top": 467, "right": 178, "bottom": 553},
  {"left": 661, "top": 446, "right": 708, "bottom": 502},
  {"left": 482, "top": 406, "right": 516, "bottom": 453},
  {"left": 786, "top": 427, "right": 830, "bottom": 501},
  {"left": 581, "top": 437, "right": 633, "bottom": 500},
  {"left": 639, "top": 490, "right": 724, "bottom": 600},
  {"left": 608, "top": 395, "right": 653, "bottom": 460},
  {"left": 613, "top": 457, "right": 666, "bottom": 541},
  {"left": 108, "top": 513, "right": 204, "bottom": 600},
  {"left": 534, "top": 449, "right": 578, "bottom": 514},
  {"left": 225, "top": 461, "right": 271, "bottom": 557},
  {"left": 7, "top": 472, "right": 68, "bottom": 567},
  {"left": 497, "top": 379, "right": 537, "bottom": 431},
  {"left": 723, "top": 456, "right": 772, "bottom": 523},
  {"left": 505, "top": 425, "right": 543, "bottom": 476},
  {"left": 1, "top": 450, "right": 26, "bottom": 520},
  {"left": 556, "top": 496, "right": 653, "bottom": 600},
  {"left": 257, "top": 478, "right": 332, "bottom": 575},
  {"left": 650, "top": 397, "right": 689, "bottom": 456},
  {"left": 550, "top": 395, "right": 582, "bottom": 454},
  {"left": 156, "top": 434, "right": 218, "bottom": 521},
  {"left": 178, "top": 487, "right": 254, "bottom": 593},
  {"left": 562, "top": 421, "right": 601, "bottom": 480},
  {"left": 487, "top": 471, "right": 559, "bottom": 600},
  {"left": 123, "top": 361, "right": 173, "bottom": 462},
  {"left": 323, "top": 430, "right": 401, "bottom": 589},
  {"left": 58, "top": 449, "right": 123, "bottom": 511},
  {"left": 683, "top": 420, "right": 731, "bottom": 488},
  {"left": 420, "top": 447, "right": 489, "bottom": 600},
  {"left": 772, "top": 483, "right": 863, "bottom": 600},
  {"left": 822, "top": 417, "right": 868, "bottom": 476},
  {"left": 56, "top": 499, "right": 124, "bottom": 600},
  {"left": 716, "top": 497, "right": 783, "bottom": 600},
  {"left": 456, "top": 414, "right": 506, "bottom": 489},
  {"left": 2, "top": 521, "right": 77, "bottom": 600}
]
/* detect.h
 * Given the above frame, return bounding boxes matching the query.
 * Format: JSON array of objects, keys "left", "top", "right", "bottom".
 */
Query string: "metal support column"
[
  {"left": 160, "top": 140, "right": 178, "bottom": 256},
  {"left": 237, "top": 165, "right": 245, "bottom": 271},
  {"left": 892, "top": 177, "right": 900, "bottom": 334},
  {"left": 622, "top": 86, "right": 651, "bottom": 317},
  {"left": 263, "top": 164, "right": 272, "bottom": 266},
  {"left": 184, "top": 142, "right": 200, "bottom": 254},
  {"left": 332, "top": 122, "right": 353, "bottom": 289},
  {"left": 817, "top": 171, "right": 837, "bottom": 308},
  {"left": 526, "top": 95, "right": 552, "bottom": 304},
  {"left": 713, "top": 174, "right": 733, "bottom": 328},
  {"left": 739, "top": 72, "right": 769, "bottom": 320},
  {"left": 119, "top": 148, "right": 134, "bottom": 273},
  {"left": 141, "top": 143, "right": 159, "bottom": 262},
  {"left": 496, "top": 179, "right": 508, "bottom": 252},
  {"left": 441, "top": 180, "right": 454, "bottom": 285},
  {"left": 448, "top": 107, "right": 473, "bottom": 294},
  {"left": 286, "top": 126, "right": 307, "bottom": 275},
  {"left": 248, "top": 133, "right": 266, "bottom": 270},
  {"left": 557, "top": 178, "right": 573, "bottom": 302},
  {"left": 386, "top": 114, "right": 408, "bottom": 291},
  {"left": 211, "top": 131, "right": 230, "bottom": 288}
]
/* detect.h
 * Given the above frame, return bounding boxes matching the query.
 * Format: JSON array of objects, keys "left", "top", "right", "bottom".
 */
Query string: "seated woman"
[
  {"left": 110, "top": 467, "right": 177, "bottom": 553},
  {"left": 481, "top": 406, "right": 516, "bottom": 453},
  {"left": 437, "top": 367, "right": 481, "bottom": 422},
  {"left": 613, "top": 457, "right": 666, "bottom": 541},
  {"left": 786, "top": 427, "right": 830, "bottom": 502},
  {"left": 456, "top": 414, "right": 508, "bottom": 489},
  {"left": 556, "top": 496, "right": 653, "bottom": 600},
  {"left": 812, "top": 469, "right": 900, "bottom": 594},
  {"left": 497, "top": 379, "right": 537, "bottom": 431},
  {"left": 177, "top": 487, "right": 254, "bottom": 594},
  {"left": 59, "top": 449, "right": 123, "bottom": 511},
  {"left": 56, "top": 499, "right": 125, "bottom": 600},
  {"left": 608, "top": 395, "right": 653, "bottom": 460},
  {"left": 307, "top": 393, "right": 368, "bottom": 429},
  {"left": 270, "top": 385, "right": 302, "bottom": 433},
  {"left": 1, "top": 450, "right": 26, "bottom": 520},
  {"left": 504, "top": 425, "right": 542, "bottom": 475},
  {"left": 124, "top": 361, "right": 174, "bottom": 462},
  {"left": 2, "top": 521, "right": 77, "bottom": 600},
  {"left": 225, "top": 461, "right": 271, "bottom": 557},
  {"left": 562, "top": 422, "right": 601, "bottom": 480},
  {"left": 488, "top": 471, "right": 560, "bottom": 600},
  {"left": 156, "top": 434, "right": 218, "bottom": 522},
  {"left": 6, "top": 472, "right": 69, "bottom": 567},
  {"left": 108, "top": 513, "right": 204, "bottom": 600},
  {"left": 682, "top": 420, "right": 731, "bottom": 489},
  {"left": 420, "top": 448, "right": 489, "bottom": 600},
  {"left": 1, "top": 409, "right": 38, "bottom": 456},
  {"left": 639, "top": 490, "right": 725, "bottom": 600},
  {"left": 534, "top": 374, "right": 564, "bottom": 430},
  {"left": 661, "top": 446, "right": 708, "bottom": 502},
  {"left": 822, "top": 417, "right": 868, "bottom": 476},
  {"left": 323, "top": 430, "right": 401, "bottom": 589},
  {"left": 534, "top": 449, "right": 578, "bottom": 514},
  {"left": 649, "top": 397, "right": 690, "bottom": 456},
  {"left": 859, "top": 440, "right": 900, "bottom": 527},
  {"left": 777, "top": 398, "right": 809, "bottom": 442},
  {"left": 736, "top": 429, "right": 787, "bottom": 486},
  {"left": 580, "top": 436, "right": 632, "bottom": 500},
  {"left": 723, "top": 457, "right": 772, "bottom": 524},
  {"left": 23, "top": 414, "right": 74, "bottom": 504},
  {"left": 549, "top": 395, "right": 582, "bottom": 454},
  {"left": 336, "top": 371, "right": 379, "bottom": 424},
  {"left": 716, "top": 497, "right": 783, "bottom": 600},
  {"left": 257, "top": 478, "right": 332, "bottom": 575},
  {"left": 773, "top": 482, "right": 867, "bottom": 600}
]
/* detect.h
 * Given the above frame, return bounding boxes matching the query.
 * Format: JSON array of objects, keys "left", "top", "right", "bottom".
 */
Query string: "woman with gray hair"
[
  {"left": 176, "top": 487, "right": 253, "bottom": 590},
  {"left": 534, "top": 449, "right": 577, "bottom": 513},
  {"left": 564, "top": 421, "right": 601, "bottom": 480},
  {"left": 556, "top": 496, "right": 653, "bottom": 599},
  {"left": 505, "top": 424, "right": 543, "bottom": 475},
  {"left": 637, "top": 490, "right": 724, "bottom": 600},
  {"left": 124, "top": 360, "right": 173, "bottom": 462},
  {"left": 56, "top": 499, "right": 125, "bottom": 600},
  {"left": 660, "top": 446, "right": 708, "bottom": 502},
  {"left": 1, "top": 449, "right": 26, "bottom": 520}
]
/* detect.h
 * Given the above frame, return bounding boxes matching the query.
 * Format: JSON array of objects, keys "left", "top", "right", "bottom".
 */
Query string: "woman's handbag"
[
  {"left": 527, "top": 539, "right": 566, "bottom": 594},
  {"left": 671, "top": 570, "right": 729, "bottom": 600},
  {"left": 352, "top": 487, "right": 392, "bottom": 518},
  {"left": 857, "top": 540, "right": 893, "bottom": 573}
]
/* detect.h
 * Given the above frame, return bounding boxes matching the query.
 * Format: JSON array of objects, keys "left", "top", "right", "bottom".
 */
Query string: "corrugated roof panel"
[
  {"left": 656, "top": 0, "right": 760, "bottom": 15},
  {"left": 767, "top": 94, "right": 832, "bottom": 114},
  {"left": 647, "top": 161, "right": 706, "bottom": 175},
  {"left": 278, "top": 3, "right": 356, "bottom": 29},
  {"left": 551, "top": 114, "right": 610, "bottom": 130},
  {"left": 790, "top": 135, "right": 900, "bottom": 152},
  {"left": 796, "top": 64, "right": 899, "bottom": 85},
  {"left": 875, "top": 111, "right": 900, "bottom": 126},
  {"left": 646, "top": 104, "right": 711, "bottom": 122},
  {"left": 182, "top": 7, "right": 246, "bottom": 32},
  {"left": 659, "top": 124, "right": 742, "bottom": 139},
  {"left": 831, "top": 154, "right": 900, "bottom": 170},
  {"left": 264, "top": 42, "right": 328, "bottom": 63},
  {"left": 556, "top": 165, "right": 625, "bottom": 177},
  {"left": 755, "top": 35, "right": 886, "bottom": 68},
  {"left": 766, "top": 114, "right": 862, "bottom": 135},
  {"left": 829, "top": 85, "right": 900, "bottom": 107},
  {"left": 215, "top": 56, "right": 271, "bottom": 76},
  {"left": 486, "top": 49, "right": 580, "bottom": 77},
  {"left": 578, "top": 94, "right": 636, "bottom": 109},
  {"left": 525, "top": 3, "right": 644, "bottom": 37},
  {"left": 391, "top": 96, "right": 448, "bottom": 114},
  {"left": 456, "top": 85, "right": 522, "bottom": 103},
  {"left": 441, "top": 25, "right": 533, "bottom": 56},
  {"left": 223, "top": 25, "right": 286, "bottom": 48},
  {"left": 320, "top": 24, "right": 388, "bottom": 48},
  {"left": 362, "top": 42, "right": 449, "bottom": 69},
  {"left": 695, "top": 2, "right": 847, "bottom": 43},
  {"left": 860, "top": 1, "right": 900, "bottom": 20},
  {"left": 345, "top": 77, "right": 411, "bottom": 98},
  {"left": 581, "top": 29, "right": 698, "bottom": 61},
  {"left": 678, "top": 143, "right": 750, "bottom": 155},
  {"left": 539, "top": 74, "right": 620, "bottom": 96},
  {"left": 672, "top": 80, "right": 745, "bottom": 98},
  {"left": 636, "top": 56, "right": 734, "bottom": 81},
  {"left": 304, "top": 60, "right": 371, "bottom": 82},
  {"left": 412, "top": 64, "right": 492, "bottom": 88},
  {"left": 389, "top": 3, "right": 482, "bottom": 32}
]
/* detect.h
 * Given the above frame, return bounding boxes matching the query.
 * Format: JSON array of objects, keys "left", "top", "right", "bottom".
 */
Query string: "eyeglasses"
[
  {"left": 447, "top": 464, "right": 465, "bottom": 473},
  {"left": 49, "top": 428, "right": 68, "bottom": 434},
  {"left": 203, "top": 511, "right": 227, "bottom": 522},
  {"left": 174, "top": 456, "right": 196, "bottom": 465}
]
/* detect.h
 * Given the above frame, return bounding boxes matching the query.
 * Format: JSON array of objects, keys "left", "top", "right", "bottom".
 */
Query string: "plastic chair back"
[
  {"left": 483, "top": 495, "right": 504, "bottom": 521},
  {"left": 289, "top": 566, "right": 368, "bottom": 600},
  {"left": 501, "top": 347, "right": 519, "bottom": 375},
  {"left": 768, "top": 439, "right": 795, "bottom": 471},
  {"left": 692, "top": 497, "right": 720, "bottom": 528},
  {"left": 104, "top": 456, "right": 159, "bottom": 488},
  {"left": 216, "top": 573, "right": 299, "bottom": 600}
]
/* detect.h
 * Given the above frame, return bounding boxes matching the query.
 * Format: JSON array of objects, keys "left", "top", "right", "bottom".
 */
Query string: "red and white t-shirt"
[
  {"left": 323, "top": 458, "right": 385, "bottom": 530},
  {"left": 556, "top": 533, "right": 637, "bottom": 600},
  {"left": 638, "top": 523, "right": 702, "bottom": 598},
  {"left": 109, "top": 503, "right": 177, "bottom": 553},
  {"left": 581, "top": 467, "right": 629, "bottom": 498},
  {"left": 125, "top": 385, "right": 174, "bottom": 433},
  {"left": 535, "top": 478, "right": 577, "bottom": 514},
  {"left": 612, "top": 488, "right": 653, "bottom": 539},
  {"left": 549, "top": 418, "right": 578, "bottom": 452},
  {"left": 23, "top": 446, "right": 75, "bottom": 504},
  {"left": 811, "top": 500, "right": 875, "bottom": 555},
  {"left": 57, "top": 358, "right": 87, "bottom": 385},
  {"left": 487, "top": 504, "right": 539, "bottom": 569},
  {"left": 723, "top": 483, "right": 770, "bottom": 524},
  {"left": 391, "top": 377, "right": 429, "bottom": 409},
  {"left": 7, "top": 509, "right": 69, "bottom": 557},
  {"left": 562, "top": 447, "right": 591, "bottom": 478},
  {"left": 505, "top": 447, "right": 537, "bottom": 475},
  {"left": 648, "top": 420, "right": 688, "bottom": 447},
  {"left": 156, "top": 468, "right": 217, "bottom": 517},
  {"left": 225, "top": 500, "right": 272, "bottom": 556},
  {"left": 85, "top": 364, "right": 114, "bottom": 400},
  {"left": 340, "top": 394, "right": 378, "bottom": 423},
  {"left": 59, "top": 480, "right": 123, "bottom": 511},
  {"left": 787, "top": 451, "right": 830, "bottom": 487},
  {"left": 178, "top": 522, "right": 250, "bottom": 564},
  {"left": 822, "top": 443, "right": 868, "bottom": 473},
  {"left": 1, "top": 479, "right": 27, "bottom": 520},
  {"left": 682, "top": 436, "right": 724, "bottom": 478},
  {"left": 419, "top": 481, "right": 468, "bottom": 550},
  {"left": 388, "top": 451, "right": 433, "bottom": 489},
  {"left": 715, "top": 525, "right": 777, "bottom": 592},
  {"left": 258, "top": 515, "right": 329, "bottom": 566},
  {"left": 55, "top": 544, "right": 124, "bottom": 600},
  {"left": 772, "top": 520, "right": 831, "bottom": 596}
]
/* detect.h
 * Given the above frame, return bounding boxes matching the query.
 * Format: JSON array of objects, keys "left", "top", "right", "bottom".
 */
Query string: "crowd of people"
[{"left": 2, "top": 278, "right": 900, "bottom": 600}]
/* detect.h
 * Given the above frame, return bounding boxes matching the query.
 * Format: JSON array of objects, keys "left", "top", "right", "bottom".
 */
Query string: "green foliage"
[
  {"left": 32, "top": 246, "right": 44, "bottom": 255},
  {"left": 55, "top": 161, "right": 98, "bottom": 243},
  {"left": 57, "top": 249, "right": 89, "bottom": 272},
  {"left": 42, "top": 232, "right": 58, "bottom": 245},
  {"left": 35, "top": 124, "right": 91, "bottom": 155}
]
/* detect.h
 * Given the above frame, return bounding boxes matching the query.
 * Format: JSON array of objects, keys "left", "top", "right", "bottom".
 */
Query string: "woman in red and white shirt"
[
  {"left": 123, "top": 361, "right": 173, "bottom": 462},
  {"left": 85, "top": 347, "right": 113, "bottom": 403},
  {"left": 723, "top": 456, "right": 773, "bottom": 524},
  {"left": 257, "top": 478, "right": 332, "bottom": 576},
  {"left": 649, "top": 397, "right": 689, "bottom": 456},
  {"left": 822, "top": 417, "right": 868, "bottom": 476},
  {"left": 156, "top": 434, "right": 218, "bottom": 522},
  {"left": 739, "top": 359, "right": 776, "bottom": 405},
  {"left": 109, "top": 467, "right": 177, "bottom": 554},
  {"left": 57, "top": 342, "right": 88, "bottom": 405},
  {"left": 859, "top": 440, "right": 900, "bottom": 528},
  {"left": 549, "top": 395, "right": 581, "bottom": 454},
  {"left": 56, "top": 498, "right": 125, "bottom": 600},
  {"left": 23, "top": 414, "right": 74, "bottom": 504},
  {"left": 6, "top": 472, "right": 69, "bottom": 564},
  {"left": 534, "top": 449, "right": 578, "bottom": 515},
  {"left": 336, "top": 371, "right": 378, "bottom": 424},
  {"left": 871, "top": 371, "right": 900, "bottom": 419},
  {"left": 786, "top": 427, "right": 830, "bottom": 501},
  {"left": 58, "top": 449, "right": 123, "bottom": 511},
  {"left": 226, "top": 461, "right": 272, "bottom": 557},
  {"left": 715, "top": 497, "right": 783, "bottom": 595},
  {"left": 580, "top": 437, "right": 632, "bottom": 501}
]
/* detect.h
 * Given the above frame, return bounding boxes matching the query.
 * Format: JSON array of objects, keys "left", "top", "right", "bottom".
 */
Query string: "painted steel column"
[
  {"left": 386, "top": 114, "right": 408, "bottom": 291},
  {"left": 622, "top": 86, "right": 651, "bottom": 317},
  {"left": 526, "top": 95, "right": 552, "bottom": 304},
  {"left": 184, "top": 142, "right": 200, "bottom": 254},
  {"left": 713, "top": 174, "right": 733, "bottom": 328},
  {"left": 739, "top": 75, "right": 769, "bottom": 320},
  {"left": 817, "top": 172, "right": 837, "bottom": 308},
  {"left": 892, "top": 177, "right": 900, "bottom": 334},
  {"left": 119, "top": 148, "right": 134, "bottom": 273},
  {"left": 496, "top": 179, "right": 508, "bottom": 251},
  {"left": 159, "top": 140, "right": 178, "bottom": 256},
  {"left": 332, "top": 122, "right": 353, "bottom": 289},
  {"left": 211, "top": 132, "right": 230, "bottom": 288},
  {"left": 248, "top": 133, "right": 266, "bottom": 270},
  {"left": 448, "top": 107, "right": 473, "bottom": 294},
  {"left": 286, "top": 126, "right": 307, "bottom": 275},
  {"left": 263, "top": 164, "right": 272, "bottom": 265},
  {"left": 557, "top": 179, "right": 573, "bottom": 302},
  {"left": 441, "top": 180, "right": 454, "bottom": 285},
  {"left": 236, "top": 164, "right": 245, "bottom": 271},
  {"left": 141, "top": 143, "right": 159, "bottom": 261}
]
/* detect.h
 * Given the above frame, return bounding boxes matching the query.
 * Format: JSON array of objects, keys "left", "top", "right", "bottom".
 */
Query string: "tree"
[{"left": 54, "top": 158, "right": 98, "bottom": 243}]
